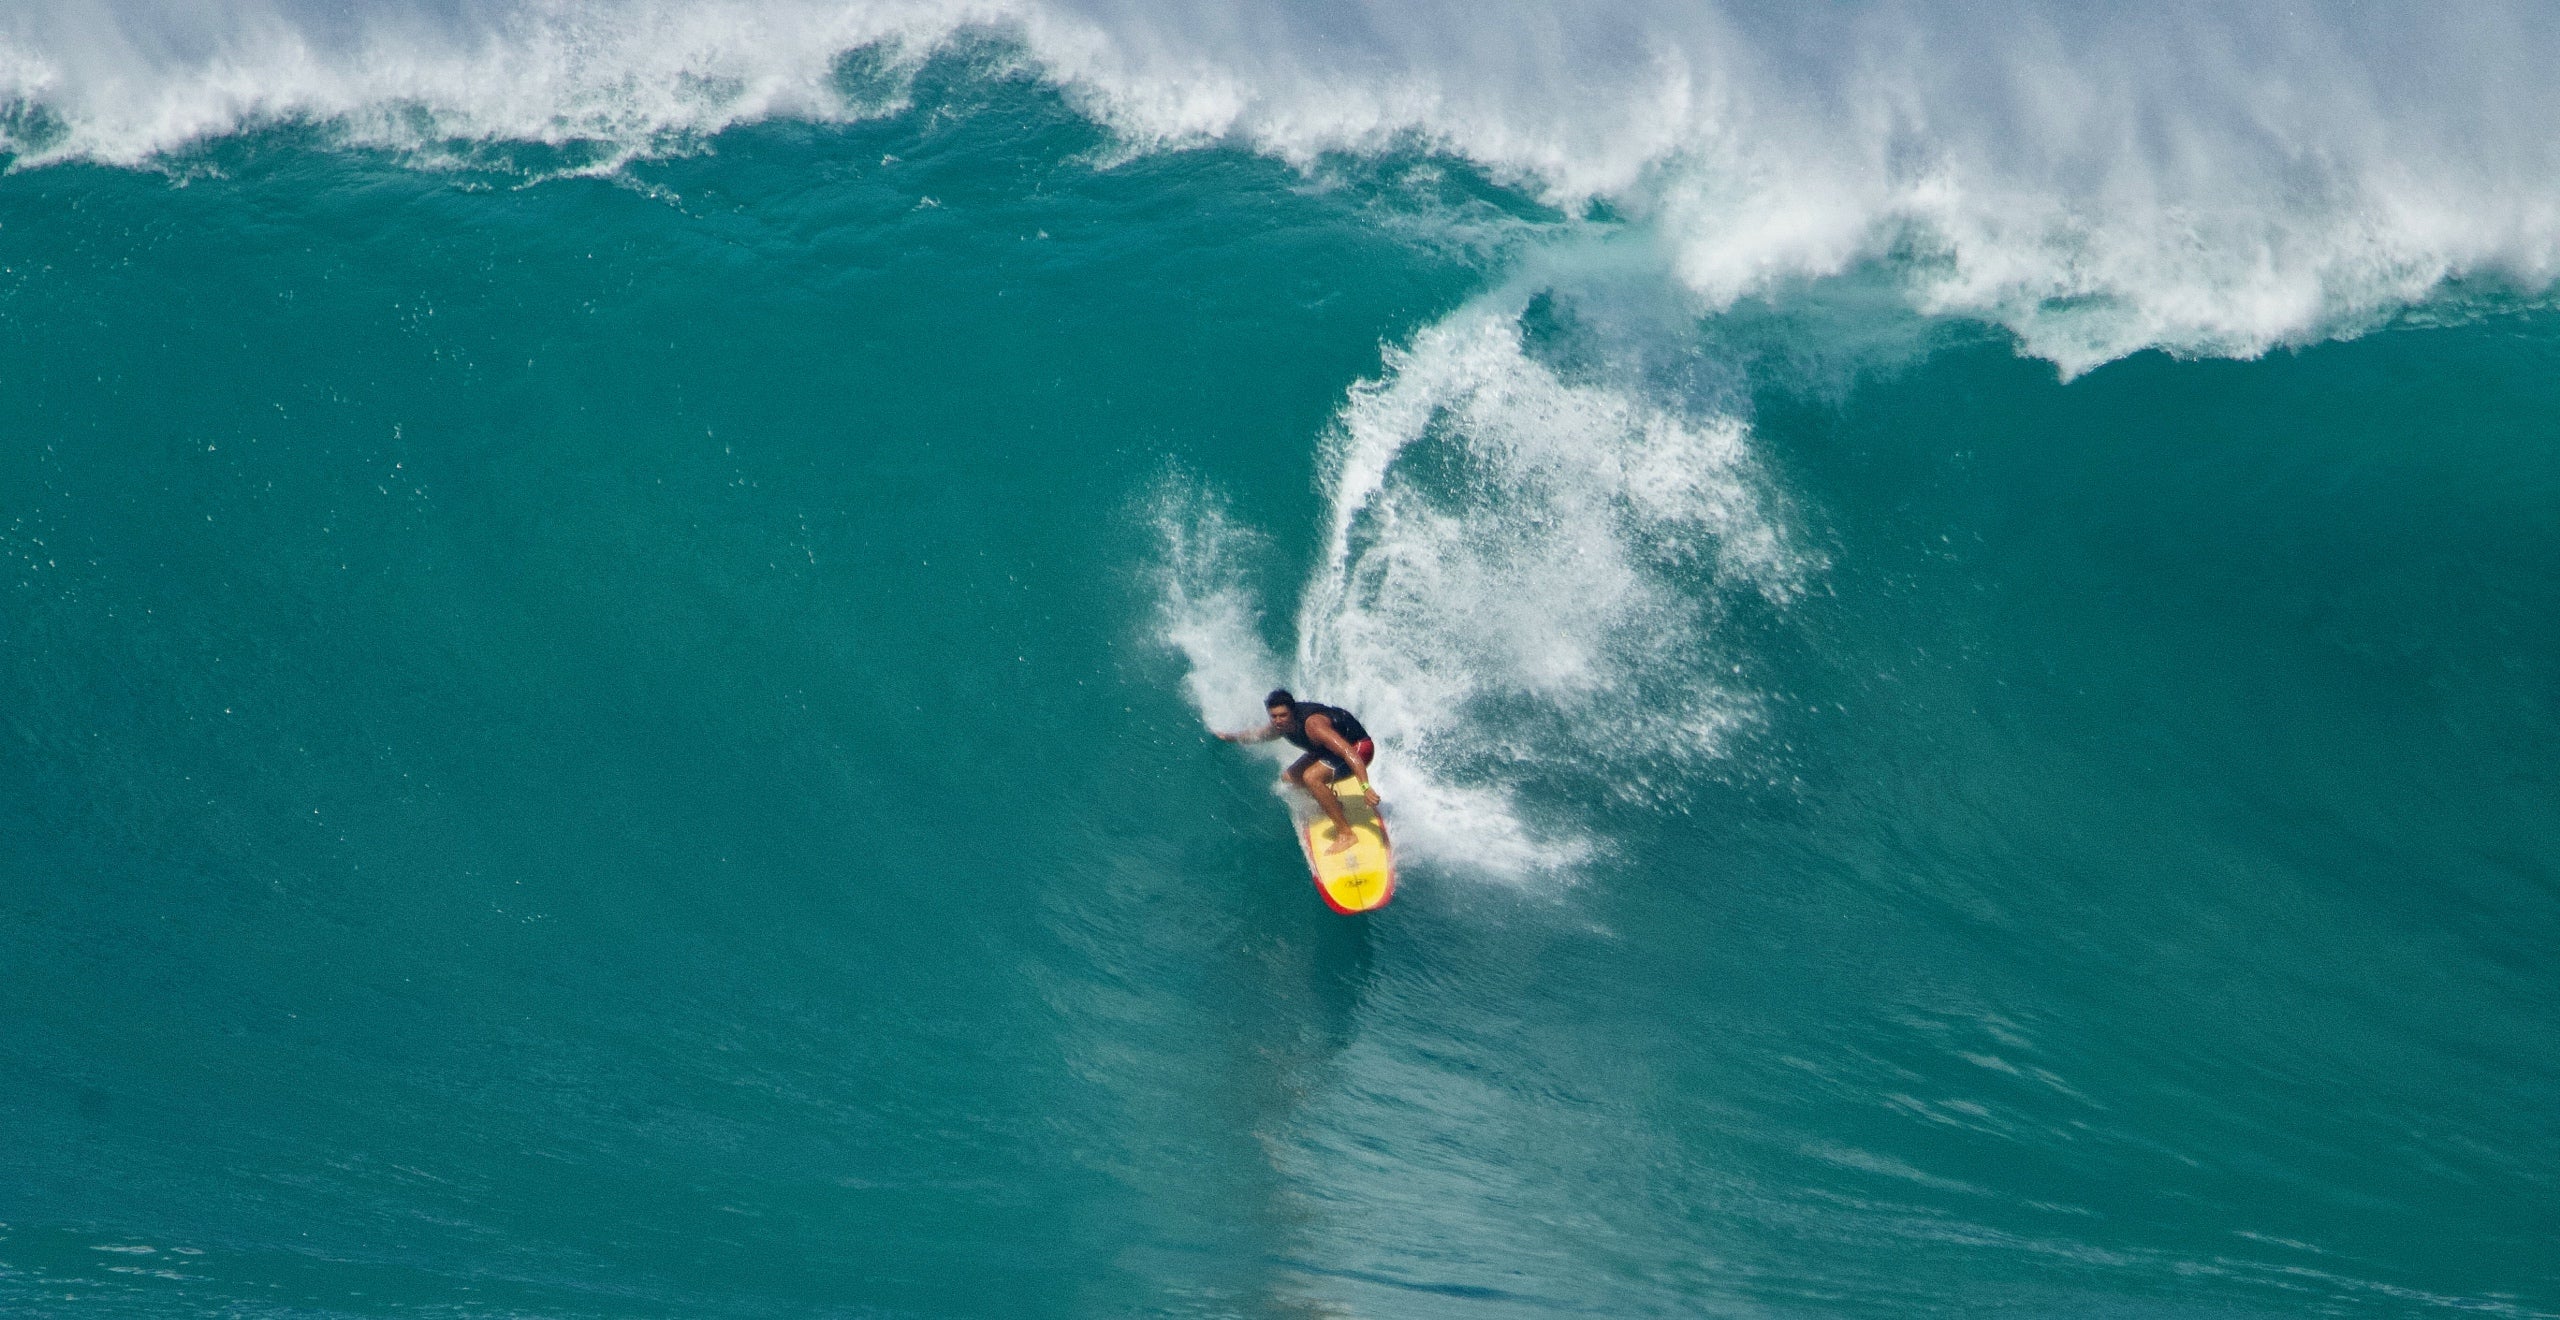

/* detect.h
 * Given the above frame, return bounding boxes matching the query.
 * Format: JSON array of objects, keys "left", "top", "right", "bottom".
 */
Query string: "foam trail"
[
  {"left": 1300, "top": 296, "right": 1802, "bottom": 877},
  {"left": 1158, "top": 289, "right": 1806, "bottom": 881}
]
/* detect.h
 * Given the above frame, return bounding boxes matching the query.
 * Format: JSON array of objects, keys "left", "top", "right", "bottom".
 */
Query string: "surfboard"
[{"left": 1296, "top": 779, "right": 1396, "bottom": 914}]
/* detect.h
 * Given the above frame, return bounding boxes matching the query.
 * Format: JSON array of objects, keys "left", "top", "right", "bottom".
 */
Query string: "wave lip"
[
  {"left": 15, "top": 2, "right": 2560, "bottom": 369},
  {"left": 0, "top": 2, "right": 1003, "bottom": 169}
]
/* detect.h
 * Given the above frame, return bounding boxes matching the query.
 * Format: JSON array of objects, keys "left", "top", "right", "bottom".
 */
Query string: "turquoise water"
[{"left": 6, "top": 12, "right": 2559, "bottom": 1318}]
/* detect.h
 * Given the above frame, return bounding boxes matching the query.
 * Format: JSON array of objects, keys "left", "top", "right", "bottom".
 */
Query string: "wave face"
[{"left": 5, "top": 6, "right": 2559, "bottom": 1318}]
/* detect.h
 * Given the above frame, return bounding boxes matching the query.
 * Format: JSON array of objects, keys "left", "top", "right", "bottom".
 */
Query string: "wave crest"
[{"left": 11, "top": 2, "right": 2559, "bottom": 367}]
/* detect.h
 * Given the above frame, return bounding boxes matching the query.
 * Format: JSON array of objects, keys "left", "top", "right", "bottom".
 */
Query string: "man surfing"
[{"left": 1218, "top": 689, "right": 1379, "bottom": 854}]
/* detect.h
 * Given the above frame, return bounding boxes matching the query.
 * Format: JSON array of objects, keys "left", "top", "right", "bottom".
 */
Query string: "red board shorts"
[{"left": 1313, "top": 738, "right": 1376, "bottom": 779}]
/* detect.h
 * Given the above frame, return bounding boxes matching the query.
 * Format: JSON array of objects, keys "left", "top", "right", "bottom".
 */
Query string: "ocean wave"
[{"left": 10, "top": 2, "right": 2560, "bottom": 369}]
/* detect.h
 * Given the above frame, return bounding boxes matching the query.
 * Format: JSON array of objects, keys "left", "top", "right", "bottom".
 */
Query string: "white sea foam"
[
  {"left": 1158, "top": 292, "right": 1803, "bottom": 880},
  {"left": 1, "top": 3, "right": 940, "bottom": 170},
  {"left": 1147, "top": 481, "right": 1282, "bottom": 739},
  {"left": 11, "top": 2, "right": 2560, "bottom": 371}
]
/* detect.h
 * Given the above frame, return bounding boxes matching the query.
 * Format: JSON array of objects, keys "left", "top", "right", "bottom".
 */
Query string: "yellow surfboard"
[{"left": 1296, "top": 779, "right": 1396, "bottom": 914}]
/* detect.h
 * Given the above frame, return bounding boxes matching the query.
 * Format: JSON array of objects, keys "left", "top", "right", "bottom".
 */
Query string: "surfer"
[{"left": 1218, "top": 689, "right": 1379, "bottom": 853}]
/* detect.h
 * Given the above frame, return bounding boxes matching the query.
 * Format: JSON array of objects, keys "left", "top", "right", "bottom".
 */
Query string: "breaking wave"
[{"left": 11, "top": 1, "right": 2560, "bottom": 372}]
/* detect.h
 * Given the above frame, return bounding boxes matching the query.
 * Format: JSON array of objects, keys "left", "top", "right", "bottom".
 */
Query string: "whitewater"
[{"left": 5, "top": 2, "right": 2557, "bottom": 1317}]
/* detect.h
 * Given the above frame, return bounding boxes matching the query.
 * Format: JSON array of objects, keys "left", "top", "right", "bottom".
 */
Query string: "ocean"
[{"left": 4, "top": 4, "right": 2557, "bottom": 1316}]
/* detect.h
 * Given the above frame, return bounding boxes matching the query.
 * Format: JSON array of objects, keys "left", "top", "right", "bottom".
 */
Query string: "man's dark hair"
[{"left": 1264, "top": 689, "right": 1296, "bottom": 709}]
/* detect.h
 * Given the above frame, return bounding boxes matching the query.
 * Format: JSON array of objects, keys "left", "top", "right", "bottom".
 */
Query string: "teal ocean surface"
[{"left": 5, "top": 5, "right": 2558, "bottom": 1316}]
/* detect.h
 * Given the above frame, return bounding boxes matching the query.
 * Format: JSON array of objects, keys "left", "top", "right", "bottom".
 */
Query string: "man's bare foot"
[{"left": 1325, "top": 829, "right": 1358, "bottom": 854}]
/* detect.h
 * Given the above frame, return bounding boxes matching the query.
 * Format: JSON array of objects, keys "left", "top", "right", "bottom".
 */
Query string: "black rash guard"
[{"left": 1281, "top": 703, "right": 1370, "bottom": 753}]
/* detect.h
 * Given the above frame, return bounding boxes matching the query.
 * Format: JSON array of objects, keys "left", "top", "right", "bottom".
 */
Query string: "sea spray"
[{"left": 1159, "top": 288, "right": 1811, "bottom": 878}]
